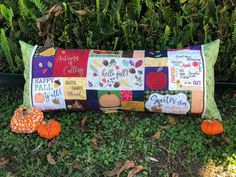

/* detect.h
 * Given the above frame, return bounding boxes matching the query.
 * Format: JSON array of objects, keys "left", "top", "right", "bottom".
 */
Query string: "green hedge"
[{"left": 0, "top": 0, "right": 235, "bottom": 81}]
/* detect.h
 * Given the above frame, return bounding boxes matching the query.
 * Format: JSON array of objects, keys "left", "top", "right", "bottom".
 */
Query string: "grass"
[{"left": 0, "top": 87, "right": 235, "bottom": 177}]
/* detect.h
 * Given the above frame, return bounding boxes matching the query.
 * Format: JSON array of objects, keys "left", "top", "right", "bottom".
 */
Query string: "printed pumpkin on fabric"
[{"left": 19, "top": 40, "right": 222, "bottom": 120}]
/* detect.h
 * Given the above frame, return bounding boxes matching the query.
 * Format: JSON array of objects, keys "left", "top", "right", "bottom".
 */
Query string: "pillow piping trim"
[
  {"left": 29, "top": 45, "right": 38, "bottom": 108},
  {"left": 201, "top": 44, "right": 207, "bottom": 118}
]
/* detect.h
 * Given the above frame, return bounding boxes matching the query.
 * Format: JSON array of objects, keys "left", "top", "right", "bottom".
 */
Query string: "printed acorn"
[
  {"left": 102, "top": 60, "right": 109, "bottom": 66},
  {"left": 114, "top": 82, "right": 120, "bottom": 88},
  {"left": 129, "top": 68, "right": 136, "bottom": 74},
  {"left": 53, "top": 80, "right": 61, "bottom": 89}
]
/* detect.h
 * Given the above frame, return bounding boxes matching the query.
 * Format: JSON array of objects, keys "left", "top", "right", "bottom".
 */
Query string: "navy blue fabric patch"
[
  {"left": 145, "top": 50, "right": 167, "bottom": 58},
  {"left": 132, "top": 91, "right": 144, "bottom": 101}
]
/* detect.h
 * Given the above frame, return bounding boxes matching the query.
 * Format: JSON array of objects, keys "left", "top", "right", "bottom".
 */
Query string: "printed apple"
[
  {"left": 146, "top": 72, "right": 167, "bottom": 90},
  {"left": 192, "top": 61, "right": 199, "bottom": 67}
]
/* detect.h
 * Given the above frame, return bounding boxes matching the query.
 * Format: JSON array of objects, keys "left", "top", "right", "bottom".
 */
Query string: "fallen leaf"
[
  {"left": 162, "top": 125, "right": 171, "bottom": 129},
  {"left": 31, "top": 142, "right": 43, "bottom": 155},
  {"left": 91, "top": 134, "right": 103, "bottom": 151},
  {"left": 127, "top": 165, "right": 146, "bottom": 177},
  {"left": 149, "top": 130, "right": 161, "bottom": 140},
  {"left": 221, "top": 134, "right": 231, "bottom": 144},
  {"left": 0, "top": 157, "right": 9, "bottom": 166},
  {"left": 117, "top": 161, "right": 135, "bottom": 177},
  {"left": 60, "top": 149, "right": 68, "bottom": 158},
  {"left": 172, "top": 172, "right": 179, "bottom": 177},
  {"left": 75, "top": 10, "right": 87, "bottom": 16},
  {"left": 148, "top": 157, "right": 158, "bottom": 162},
  {"left": 81, "top": 116, "right": 88, "bottom": 130},
  {"left": 48, "top": 140, "right": 60, "bottom": 148},
  {"left": 47, "top": 153, "right": 56, "bottom": 165},
  {"left": 103, "top": 163, "right": 122, "bottom": 177},
  {"left": 156, "top": 163, "right": 168, "bottom": 168},
  {"left": 67, "top": 162, "right": 81, "bottom": 169},
  {"left": 94, "top": 134, "right": 103, "bottom": 140},
  {"left": 167, "top": 115, "right": 177, "bottom": 125}
]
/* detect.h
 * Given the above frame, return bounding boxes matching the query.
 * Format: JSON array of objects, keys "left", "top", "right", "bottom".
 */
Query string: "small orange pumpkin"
[
  {"left": 10, "top": 107, "right": 44, "bottom": 133},
  {"left": 99, "top": 92, "right": 120, "bottom": 107},
  {"left": 34, "top": 93, "right": 45, "bottom": 103},
  {"left": 37, "top": 119, "right": 61, "bottom": 139},
  {"left": 200, "top": 119, "right": 224, "bottom": 136}
]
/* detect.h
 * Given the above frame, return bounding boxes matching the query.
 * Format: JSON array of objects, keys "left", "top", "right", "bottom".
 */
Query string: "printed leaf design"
[
  {"left": 149, "top": 51, "right": 155, "bottom": 55},
  {"left": 47, "top": 61, "right": 53, "bottom": 68},
  {"left": 121, "top": 80, "right": 130, "bottom": 87},
  {"left": 90, "top": 64, "right": 98, "bottom": 72},
  {"left": 52, "top": 98, "right": 60, "bottom": 104},
  {"left": 42, "top": 68, "right": 48, "bottom": 74},
  {"left": 93, "top": 60, "right": 103, "bottom": 67},
  {"left": 138, "top": 70, "right": 143, "bottom": 75},
  {"left": 129, "top": 60, "right": 134, "bottom": 66},
  {"left": 122, "top": 60, "right": 129, "bottom": 66},
  {"left": 157, "top": 67, "right": 163, "bottom": 72},
  {"left": 154, "top": 54, "right": 162, "bottom": 58},
  {"left": 88, "top": 81, "right": 93, "bottom": 87},
  {"left": 135, "top": 60, "right": 143, "bottom": 68},
  {"left": 109, "top": 59, "right": 116, "bottom": 66}
]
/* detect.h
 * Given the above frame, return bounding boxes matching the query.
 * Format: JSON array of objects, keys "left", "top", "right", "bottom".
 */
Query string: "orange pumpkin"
[
  {"left": 200, "top": 119, "right": 224, "bottom": 136},
  {"left": 99, "top": 92, "right": 120, "bottom": 107},
  {"left": 10, "top": 107, "right": 44, "bottom": 133},
  {"left": 34, "top": 93, "right": 45, "bottom": 103},
  {"left": 37, "top": 119, "right": 61, "bottom": 139}
]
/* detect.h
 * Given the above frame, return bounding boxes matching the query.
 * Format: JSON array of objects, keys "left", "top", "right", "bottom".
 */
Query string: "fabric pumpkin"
[
  {"left": 10, "top": 107, "right": 44, "bottom": 133},
  {"left": 37, "top": 119, "right": 61, "bottom": 139},
  {"left": 200, "top": 119, "right": 224, "bottom": 136}
]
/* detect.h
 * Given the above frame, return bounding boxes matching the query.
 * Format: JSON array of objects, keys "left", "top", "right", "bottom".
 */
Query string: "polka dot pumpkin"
[{"left": 10, "top": 107, "right": 44, "bottom": 133}]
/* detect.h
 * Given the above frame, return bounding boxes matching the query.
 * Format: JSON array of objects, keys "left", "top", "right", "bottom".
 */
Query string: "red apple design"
[
  {"left": 146, "top": 72, "right": 167, "bottom": 90},
  {"left": 192, "top": 61, "right": 199, "bottom": 67}
]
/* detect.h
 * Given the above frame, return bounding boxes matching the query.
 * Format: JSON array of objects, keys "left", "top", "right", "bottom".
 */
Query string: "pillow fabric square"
[{"left": 20, "top": 40, "right": 221, "bottom": 120}]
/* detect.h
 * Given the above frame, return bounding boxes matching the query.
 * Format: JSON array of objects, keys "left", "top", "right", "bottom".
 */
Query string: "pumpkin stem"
[{"left": 22, "top": 108, "right": 31, "bottom": 117}]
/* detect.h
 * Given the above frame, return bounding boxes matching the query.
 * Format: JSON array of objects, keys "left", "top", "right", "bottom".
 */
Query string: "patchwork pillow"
[{"left": 20, "top": 40, "right": 221, "bottom": 120}]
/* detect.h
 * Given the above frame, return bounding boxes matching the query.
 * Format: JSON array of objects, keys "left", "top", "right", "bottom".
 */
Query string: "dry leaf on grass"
[
  {"left": 91, "top": 134, "right": 103, "bottom": 151},
  {"left": 117, "top": 161, "right": 135, "bottom": 177},
  {"left": 31, "top": 143, "right": 43, "bottom": 155},
  {"left": 47, "top": 153, "right": 56, "bottom": 165},
  {"left": 148, "top": 157, "right": 158, "bottom": 162},
  {"left": 221, "top": 134, "right": 231, "bottom": 144},
  {"left": 172, "top": 172, "right": 179, "bottom": 177},
  {"left": 75, "top": 10, "right": 87, "bottom": 16},
  {"left": 167, "top": 115, "right": 177, "bottom": 125},
  {"left": 103, "top": 163, "right": 122, "bottom": 177},
  {"left": 0, "top": 157, "right": 9, "bottom": 166},
  {"left": 148, "top": 130, "right": 161, "bottom": 140},
  {"left": 48, "top": 139, "right": 60, "bottom": 148},
  {"left": 81, "top": 116, "right": 89, "bottom": 130},
  {"left": 60, "top": 149, "right": 68, "bottom": 158},
  {"left": 67, "top": 162, "right": 81, "bottom": 170},
  {"left": 127, "top": 165, "right": 146, "bottom": 177},
  {"left": 162, "top": 125, "right": 171, "bottom": 129}
]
